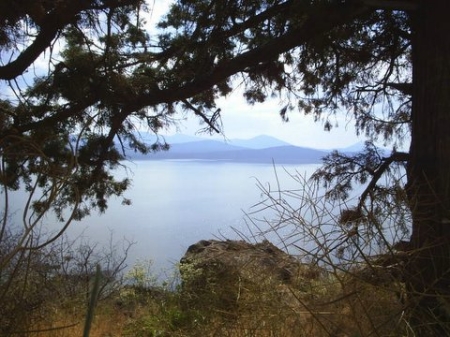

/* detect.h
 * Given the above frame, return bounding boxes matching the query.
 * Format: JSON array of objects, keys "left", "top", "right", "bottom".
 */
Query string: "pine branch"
[
  {"left": 181, "top": 99, "right": 221, "bottom": 134},
  {"left": 357, "top": 151, "right": 409, "bottom": 213}
]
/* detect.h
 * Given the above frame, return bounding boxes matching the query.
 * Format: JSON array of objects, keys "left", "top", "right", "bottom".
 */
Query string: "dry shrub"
[
  {"left": 0, "top": 233, "right": 132, "bottom": 337},
  {"left": 222, "top": 167, "right": 411, "bottom": 337}
]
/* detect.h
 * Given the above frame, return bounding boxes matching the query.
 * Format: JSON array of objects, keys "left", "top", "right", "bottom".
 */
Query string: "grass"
[{"left": 21, "top": 257, "right": 407, "bottom": 337}]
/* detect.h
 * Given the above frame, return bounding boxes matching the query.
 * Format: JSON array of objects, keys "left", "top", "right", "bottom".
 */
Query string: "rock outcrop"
[
  {"left": 181, "top": 239, "right": 304, "bottom": 282},
  {"left": 179, "top": 239, "right": 323, "bottom": 316}
]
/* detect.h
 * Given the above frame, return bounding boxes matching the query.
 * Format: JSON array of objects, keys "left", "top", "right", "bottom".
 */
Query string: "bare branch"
[{"left": 181, "top": 99, "right": 221, "bottom": 134}]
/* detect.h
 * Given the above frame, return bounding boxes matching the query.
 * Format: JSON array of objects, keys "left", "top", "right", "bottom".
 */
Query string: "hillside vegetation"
[{"left": 14, "top": 240, "right": 407, "bottom": 337}]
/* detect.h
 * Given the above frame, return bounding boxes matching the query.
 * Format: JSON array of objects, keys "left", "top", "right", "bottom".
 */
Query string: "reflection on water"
[{"left": 7, "top": 160, "right": 323, "bottom": 274}]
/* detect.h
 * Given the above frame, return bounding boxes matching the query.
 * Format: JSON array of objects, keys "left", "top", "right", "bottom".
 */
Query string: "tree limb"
[
  {"left": 0, "top": 0, "right": 140, "bottom": 80},
  {"left": 387, "top": 82, "right": 413, "bottom": 95},
  {"left": 360, "top": 0, "right": 419, "bottom": 11},
  {"left": 358, "top": 151, "right": 409, "bottom": 212},
  {"left": 130, "top": 1, "right": 371, "bottom": 109},
  {"left": 181, "top": 99, "right": 221, "bottom": 134}
]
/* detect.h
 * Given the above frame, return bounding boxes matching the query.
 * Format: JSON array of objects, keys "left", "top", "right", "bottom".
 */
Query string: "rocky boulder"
[{"left": 179, "top": 239, "right": 323, "bottom": 316}]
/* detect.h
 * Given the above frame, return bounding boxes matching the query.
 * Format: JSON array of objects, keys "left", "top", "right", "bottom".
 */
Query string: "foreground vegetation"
[
  {"left": 5, "top": 247, "right": 408, "bottom": 337},
  {"left": 0, "top": 170, "right": 415, "bottom": 337},
  {"left": 0, "top": 172, "right": 421, "bottom": 336}
]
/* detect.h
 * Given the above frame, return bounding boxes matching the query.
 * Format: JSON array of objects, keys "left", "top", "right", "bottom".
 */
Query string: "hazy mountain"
[
  {"left": 115, "top": 132, "right": 396, "bottom": 164},
  {"left": 226, "top": 135, "right": 292, "bottom": 149},
  {"left": 210, "top": 146, "right": 327, "bottom": 164},
  {"left": 128, "top": 136, "right": 327, "bottom": 164},
  {"left": 130, "top": 132, "right": 292, "bottom": 148},
  {"left": 132, "top": 133, "right": 202, "bottom": 144},
  {"left": 165, "top": 140, "right": 246, "bottom": 153},
  {"left": 337, "top": 141, "right": 367, "bottom": 153},
  {"left": 333, "top": 141, "right": 391, "bottom": 155}
]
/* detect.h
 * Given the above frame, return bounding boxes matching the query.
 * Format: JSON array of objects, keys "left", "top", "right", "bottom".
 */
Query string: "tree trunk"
[{"left": 407, "top": 0, "right": 450, "bottom": 334}]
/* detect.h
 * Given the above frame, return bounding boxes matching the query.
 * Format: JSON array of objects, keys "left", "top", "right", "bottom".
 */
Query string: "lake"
[
  {"left": 5, "top": 160, "right": 346, "bottom": 273},
  {"left": 6, "top": 157, "right": 409, "bottom": 281},
  {"left": 8, "top": 160, "right": 326, "bottom": 276}
]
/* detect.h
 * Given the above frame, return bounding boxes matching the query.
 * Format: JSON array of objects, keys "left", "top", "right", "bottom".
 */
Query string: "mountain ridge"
[
  {"left": 126, "top": 134, "right": 328, "bottom": 164},
  {"left": 123, "top": 133, "right": 373, "bottom": 164}
]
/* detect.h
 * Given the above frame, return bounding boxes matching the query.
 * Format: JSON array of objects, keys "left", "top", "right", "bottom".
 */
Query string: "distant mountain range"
[{"left": 124, "top": 134, "right": 364, "bottom": 164}]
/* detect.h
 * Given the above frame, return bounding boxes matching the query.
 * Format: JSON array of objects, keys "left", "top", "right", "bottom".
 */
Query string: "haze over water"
[{"left": 63, "top": 160, "right": 321, "bottom": 274}]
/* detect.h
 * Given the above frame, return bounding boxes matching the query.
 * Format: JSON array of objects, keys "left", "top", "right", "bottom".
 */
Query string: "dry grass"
[{"left": 21, "top": 263, "right": 406, "bottom": 337}]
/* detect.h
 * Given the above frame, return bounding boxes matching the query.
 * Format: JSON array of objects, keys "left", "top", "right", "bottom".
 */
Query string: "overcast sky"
[
  {"left": 168, "top": 91, "right": 363, "bottom": 149},
  {"left": 0, "top": 1, "right": 367, "bottom": 150},
  {"left": 148, "top": 1, "right": 364, "bottom": 149}
]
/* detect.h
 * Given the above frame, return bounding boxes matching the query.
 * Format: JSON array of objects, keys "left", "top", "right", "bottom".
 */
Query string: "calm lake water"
[
  {"left": 75, "top": 160, "right": 323, "bottom": 274},
  {"left": 9, "top": 160, "right": 323, "bottom": 275}
]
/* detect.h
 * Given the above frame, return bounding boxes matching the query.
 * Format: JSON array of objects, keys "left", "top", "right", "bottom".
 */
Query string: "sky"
[
  {"left": 0, "top": 1, "right": 371, "bottom": 150},
  {"left": 147, "top": 1, "right": 364, "bottom": 149},
  {"left": 169, "top": 91, "right": 363, "bottom": 149}
]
